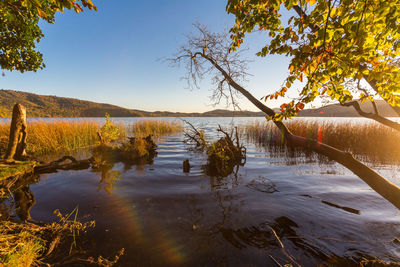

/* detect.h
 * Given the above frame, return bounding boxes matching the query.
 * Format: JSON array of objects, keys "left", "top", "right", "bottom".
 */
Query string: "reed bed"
[
  {"left": 0, "top": 120, "right": 125, "bottom": 157},
  {"left": 0, "top": 119, "right": 181, "bottom": 158},
  {"left": 27, "top": 121, "right": 99, "bottom": 155},
  {"left": 0, "top": 122, "right": 9, "bottom": 156},
  {"left": 242, "top": 120, "right": 400, "bottom": 165},
  {"left": 131, "top": 119, "right": 183, "bottom": 137}
]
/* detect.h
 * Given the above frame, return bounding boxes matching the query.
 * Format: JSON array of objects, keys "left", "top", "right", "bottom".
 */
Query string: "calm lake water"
[{"left": 5, "top": 117, "right": 400, "bottom": 266}]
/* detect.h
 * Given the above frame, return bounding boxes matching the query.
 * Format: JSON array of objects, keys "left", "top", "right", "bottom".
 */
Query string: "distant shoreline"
[{"left": 1, "top": 89, "right": 398, "bottom": 118}]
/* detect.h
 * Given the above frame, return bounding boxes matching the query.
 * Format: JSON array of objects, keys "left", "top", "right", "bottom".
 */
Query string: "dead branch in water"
[
  {"left": 183, "top": 119, "right": 207, "bottom": 151},
  {"left": 183, "top": 121, "right": 246, "bottom": 177},
  {"left": 267, "top": 225, "right": 301, "bottom": 267}
]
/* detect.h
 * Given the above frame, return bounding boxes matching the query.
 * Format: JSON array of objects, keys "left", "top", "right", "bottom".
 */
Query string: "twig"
[
  {"left": 268, "top": 254, "right": 284, "bottom": 267},
  {"left": 267, "top": 225, "right": 301, "bottom": 267}
]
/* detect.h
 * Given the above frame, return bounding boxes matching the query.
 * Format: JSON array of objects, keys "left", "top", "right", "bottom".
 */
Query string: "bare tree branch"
[{"left": 167, "top": 23, "right": 250, "bottom": 109}]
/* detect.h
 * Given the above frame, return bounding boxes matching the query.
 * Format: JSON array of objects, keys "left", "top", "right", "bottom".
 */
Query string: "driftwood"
[
  {"left": 183, "top": 119, "right": 207, "bottom": 151},
  {"left": 34, "top": 156, "right": 92, "bottom": 174},
  {"left": 267, "top": 225, "right": 300, "bottom": 267},
  {"left": 5, "top": 104, "right": 27, "bottom": 160}
]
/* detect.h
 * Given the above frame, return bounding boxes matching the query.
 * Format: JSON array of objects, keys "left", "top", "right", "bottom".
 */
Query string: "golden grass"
[
  {"left": 0, "top": 226, "right": 44, "bottom": 267},
  {"left": 242, "top": 120, "right": 400, "bottom": 164},
  {"left": 0, "top": 119, "right": 180, "bottom": 158},
  {"left": 27, "top": 121, "right": 100, "bottom": 155},
  {"left": 131, "top": 119, "right": 183, "bottom": 138},
  {"left": 0, "top": 209, "right": 96, "bottom": 267},
  {"left": 0, "top": 120, "right": 125, "bottom": 157}
]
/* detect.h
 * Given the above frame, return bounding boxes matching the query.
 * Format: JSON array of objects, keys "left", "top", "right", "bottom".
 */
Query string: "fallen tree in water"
[
  {"left": 171, "top": 25, "right": 400, "bottom": 211},
  {"left": 204, "top": 126, "right": 246, "bottom": 177},
  {"left": 184, "top": 121, "right": 246, "bottom": 177}
]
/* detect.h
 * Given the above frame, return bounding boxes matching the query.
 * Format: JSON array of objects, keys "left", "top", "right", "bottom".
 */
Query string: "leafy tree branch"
[
  {"left": 0, "top": 0, "right": 97, "bottom": 73},
  {"left": 226, "top": 0, "right": 400, "bottom": 123}
]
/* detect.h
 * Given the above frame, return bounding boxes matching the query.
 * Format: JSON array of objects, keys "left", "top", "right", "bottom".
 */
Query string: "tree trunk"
[{"left": 5, "top": 104, "right": 27, "bottom": 161}]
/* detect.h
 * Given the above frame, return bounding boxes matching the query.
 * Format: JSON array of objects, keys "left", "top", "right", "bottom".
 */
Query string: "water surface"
[{"left": 6, "top": 117, "right": 400, "bottom": 266}]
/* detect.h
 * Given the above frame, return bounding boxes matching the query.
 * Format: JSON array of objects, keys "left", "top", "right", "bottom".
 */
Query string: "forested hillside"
[
  {"left": 0, "top": 90, "right": 147, "bottom": 117},
  {"left": 0, "top": 89, "right": 398, "bottom": 118}
]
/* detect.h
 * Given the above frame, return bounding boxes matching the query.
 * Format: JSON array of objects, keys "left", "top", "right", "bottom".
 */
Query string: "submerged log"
[
  {"left": 34, "top": 156, "right": 92, "bottom": 174},
  {"left": 5, "top": 104, "right": 27, "bottom": 161}
]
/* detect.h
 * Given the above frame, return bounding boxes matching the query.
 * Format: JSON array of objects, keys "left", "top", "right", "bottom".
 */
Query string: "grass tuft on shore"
[
  {"left": 0, "top": 224, "right": 45, "bottom": 267},
  {"left": 0, "top": 208, "right": 96, "bottom": 267},
  {"left": 243, "top": 120, "right": 400, "bottom": 164},
  {"left": 0, "top": 161, "right": 36, "bottom": 181}
]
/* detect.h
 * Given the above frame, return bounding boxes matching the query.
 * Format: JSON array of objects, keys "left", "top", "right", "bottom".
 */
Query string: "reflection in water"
[
  {"left": 91, "top": 144, "right": 158, "bottom": 194},
  {"left": 1, "top": 143, "right": 158, "bottom": 223},
  {"left": 182, "top": 177, "right": 325, "bottom": 265},
  {"left": 94, "top": 165, "right": 121, "bottom": 195},
  {"left": 14, "top": 184, "right": 36, "bottom": 222},
  {"left": 208, "top": 165, "right": 241, "bottom": 190},
  {"left": 1, "top": 175, "right": 40, "bottom": 222}
]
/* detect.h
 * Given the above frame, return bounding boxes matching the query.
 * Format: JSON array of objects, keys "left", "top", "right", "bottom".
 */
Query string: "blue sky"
[{"left": 1, "top": 0, "right": 293, "bottom": 112}]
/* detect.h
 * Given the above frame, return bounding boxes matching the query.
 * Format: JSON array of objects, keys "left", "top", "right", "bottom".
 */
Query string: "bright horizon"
[{"left": 0, "top": 1, "right": 301, "bottom": 113}]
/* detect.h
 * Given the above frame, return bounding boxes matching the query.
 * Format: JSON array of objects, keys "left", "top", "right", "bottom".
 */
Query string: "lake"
[{"left": 4, "top": 117, "right": 400, "bottom": 266}]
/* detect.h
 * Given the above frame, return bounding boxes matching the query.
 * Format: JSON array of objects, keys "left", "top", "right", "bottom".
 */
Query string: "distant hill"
[
  {"left": 0, "top": 89, "right": 398, "bottom": 118},
  {"left": 0, "top": 90, "right": 148, "bottom": 118},
  {"left": 298, "top": 100, "right": 399, "bottom": 117}
]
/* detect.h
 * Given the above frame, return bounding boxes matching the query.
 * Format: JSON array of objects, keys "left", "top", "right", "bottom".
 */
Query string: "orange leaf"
[{"left": 37, "top": 7, "right": 47, "bottom": 18}]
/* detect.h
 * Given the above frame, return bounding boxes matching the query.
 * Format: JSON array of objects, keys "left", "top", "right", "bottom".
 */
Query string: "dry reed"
[
  {"left": 242, "top": 120, "right": 400, "bottom": 165},
  {"left": 0, "top": 120, "right": 125, "bottom": 157},
  {"left": 0, "top": 119, "right": 180, "bottom": 158},
  {"left": 131, "top": 120, "right": 183, "bottom": 137}
]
